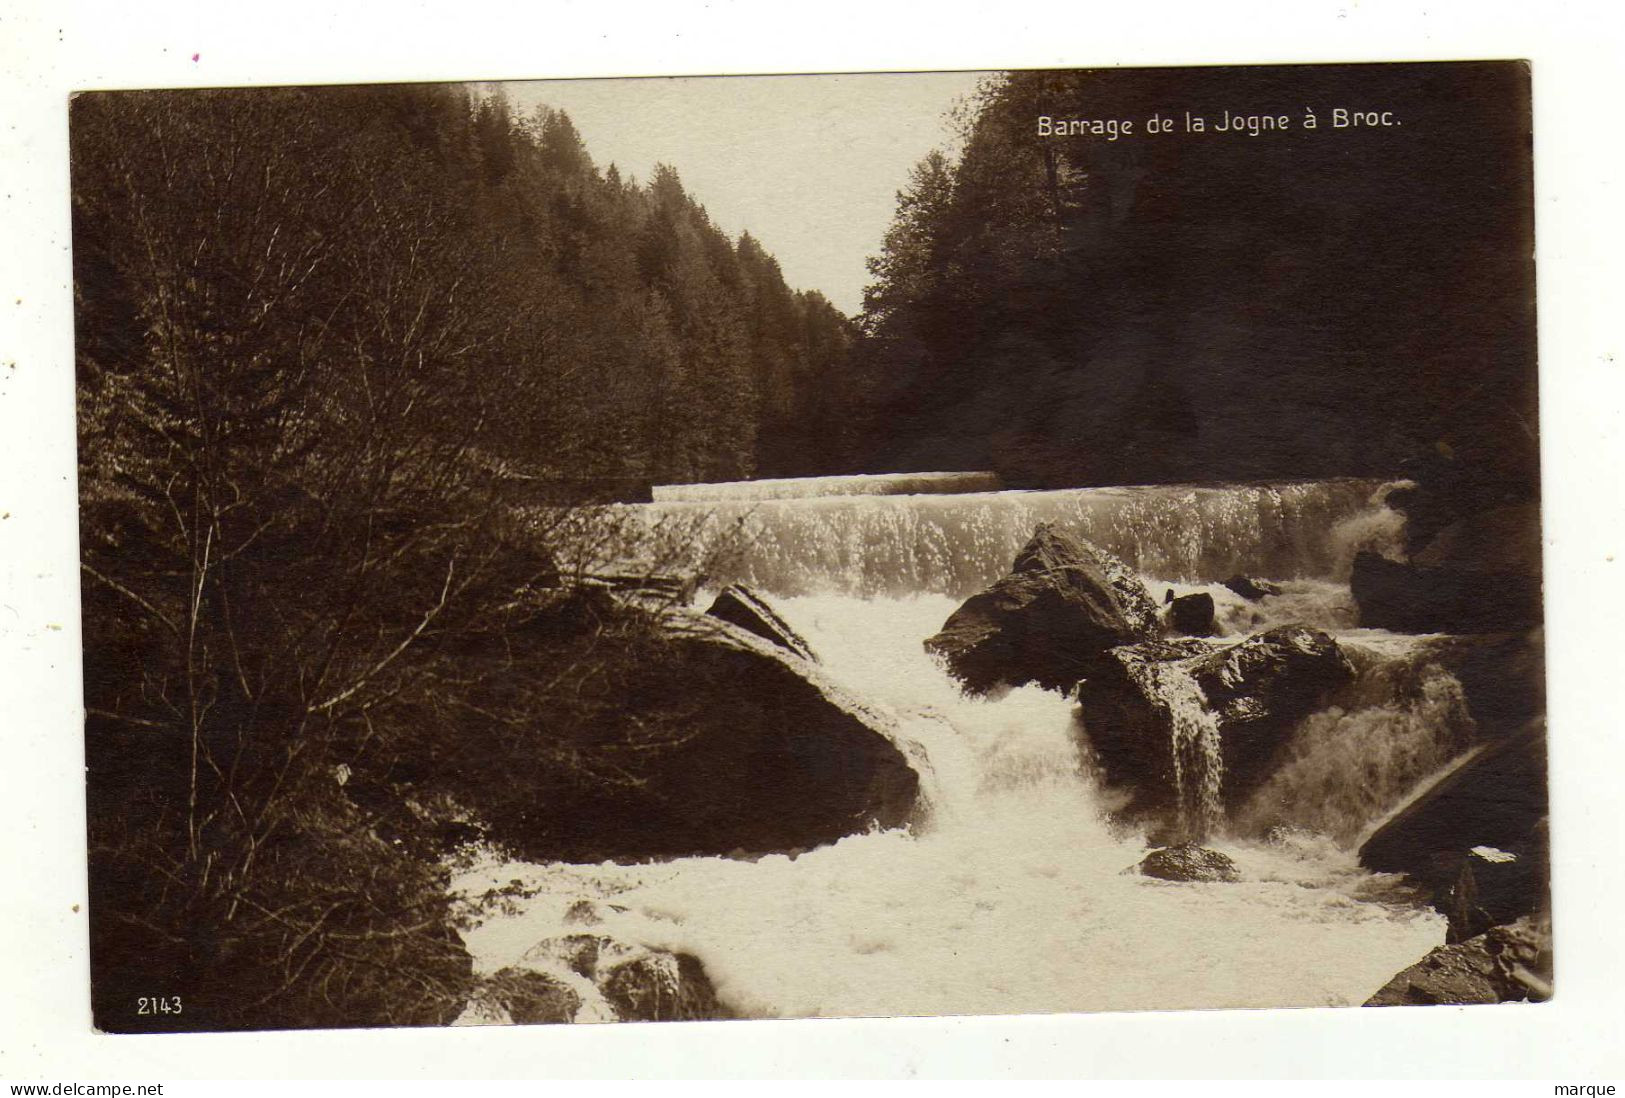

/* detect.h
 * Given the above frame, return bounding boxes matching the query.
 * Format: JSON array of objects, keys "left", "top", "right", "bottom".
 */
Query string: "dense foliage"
[{"left": 849, "top": 66, "right": 1538, "bottom": 495}]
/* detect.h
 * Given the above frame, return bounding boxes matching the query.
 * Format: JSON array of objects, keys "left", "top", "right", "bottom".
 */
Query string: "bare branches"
[
  {"left": 309, "top": 556, "right": 455, "bottom": 716},
  {"left": 80, "top": 562, "right": 180, "bottom": 634}
]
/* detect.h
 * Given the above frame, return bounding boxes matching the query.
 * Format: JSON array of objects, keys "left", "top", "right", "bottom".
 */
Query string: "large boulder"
[
  {"left": 925, "top": 523, "right": 1160, "bottom": 695},
  {"left": 1077, "top": 626, "right": 1356, "bottom": 826},
  {"left": 1364, "top": 914, "right": 1552, "bottom": 1006},
  {"left": 453, "top": 587, "right": 920, "bottom": 863},
  {"left": 706, "top": 584, "right": 817, "bottom": 662}
]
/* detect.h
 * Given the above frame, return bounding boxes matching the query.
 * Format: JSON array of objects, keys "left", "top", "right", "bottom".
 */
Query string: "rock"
[
  {"left": 1222, "top": 575, "right": 1283, "bottom": 601},
  {"left": 1184, "top": 625, "right": 1355, "bottom": 731},
  {"left": 602, "top": 951, "right": 728, "bottom": 1022},
  {"left": 1364, "top": 914, "right": 1552, "bottom": 1006},
  {"left": 478, "top": 594, "right": 921, "bottom": 862},
  {"left": 562, "top": 900, "right": 603, "bottom": 926},
  {"left": 1440, "top": 842, "right": 1545, "bottom": 944},
  {"left": 1350, "top": 549, "right": 1542, "bottom": 634},
  {"left": 521, "top": 933, "right": 627, "bottom": 980},
  {"left": 1077, "top": 626, "right": 1355, "bottom": 823},
  {"left": 1166, "top": 592, "right": 1217, "bottom": 636},
  {"left": 925, "top": 523, "right": 1160, "bottom": 695},
  {"left": 706, "top": 584, "right": 817, "bottom": 661},
  {"left": 487, "top": 968, "right": 582, "bottom": 1024},
  {"left": 1136, "top": 844, "right": 1240, "bottom": 882},
  {"left": 485, "top": 938, "right": 730, "bottom": 1024},
  {"left": 1360, "top": 722, "right": 1548, "bottom": 926}
]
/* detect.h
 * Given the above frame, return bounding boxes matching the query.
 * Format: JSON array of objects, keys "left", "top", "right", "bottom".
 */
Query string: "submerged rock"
[
  {"left": 706, "top": 583, "right": 817, "bottom": 662},
  {"left": 1222, "top": 575, "right": 1283, "bottom": 601},
  {"left": 925, "top": 523, "right": 1160, "bottom": 695},
  {"left": 1077, "top": 626, "right": 1355, "bottom": 823},
  {"left": 1136, "top": 844, "right": 1240, "bottom": 882},
  {"left": 1166, "top": 592, "right": 1217, "bottom": 636},
  {"left": 1364, "top": 913, "right": 1552, "bottom": 1006}
]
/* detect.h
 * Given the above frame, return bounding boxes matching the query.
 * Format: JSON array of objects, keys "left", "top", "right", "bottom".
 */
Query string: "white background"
[{"left": 1, "top": 0, "right": 1622, "bottom": 1082}]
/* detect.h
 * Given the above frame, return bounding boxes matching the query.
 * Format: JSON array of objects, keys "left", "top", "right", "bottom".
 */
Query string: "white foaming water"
[
  {"left": 627, "top": 479, "right": 1409, "bottom": 599},
  {"left": 1234, "top": 634, "right": 1480, "bottom": 845},
  {"left": 455, "top": 593, "right": 1445, "bottom": 1019}
]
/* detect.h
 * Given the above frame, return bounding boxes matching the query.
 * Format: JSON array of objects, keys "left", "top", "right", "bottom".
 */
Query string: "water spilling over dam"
[{"left": 628, "top": 477, "right": 1407, "bottom": 599}]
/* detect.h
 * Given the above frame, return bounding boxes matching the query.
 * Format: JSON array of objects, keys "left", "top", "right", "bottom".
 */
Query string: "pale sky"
[{"left": 504, "top": 71, "right": 989, "bottom": 315}]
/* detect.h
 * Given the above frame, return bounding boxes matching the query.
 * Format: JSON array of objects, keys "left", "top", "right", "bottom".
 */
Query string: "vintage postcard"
[{"left": 71, "top": 61, "right": 1545, "bottom": 1033}]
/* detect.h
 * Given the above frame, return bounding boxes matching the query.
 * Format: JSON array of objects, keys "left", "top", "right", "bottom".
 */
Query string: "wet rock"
[
  {"left": 1136, "top": 844, "right": 1240, "bottom": 882},
  {"left": 1184, "top": 625, "right": 1355, "bottom": 728},
  {"left": 487, "top": 967, "right": 582, "bottom": 1024},
  {"left": 706, "top": 583, "right": 817, "bottom": 662},
  {"left": 602, "top": 951, "right": 729, "bottom": 1022},
  {"left": 1440, "top": 842, "right": 1545, "bottom": 944},
  {"left": 1077, "top": 626, "right": 1355, "bottom": 820},
  {"left": 926, "top": 523, "right": 1160, "bottom": 695},
  {"left": 1222, "top": 575, "right": 1283, "bottom": 601},
  {"left": 521, "top": 933, "right": 629, "bottom": 980},
  {"left": 1365, "top": 914, "right": 1552, "bottom": 1006},
  {"left": 483, "top": 938, "right": 730, "bottom": 1024},
  {"left": 1166, "top": 592, "right": 1217, "bottom": 636}
]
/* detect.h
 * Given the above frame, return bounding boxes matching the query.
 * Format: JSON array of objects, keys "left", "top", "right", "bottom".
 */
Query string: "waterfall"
[
  {"left": 623, "top": 478, "right": 1408, "bottom": 599},
  {"left": 1232, "top": 636, "right": 1480, "bottom": 844},
  {"left": 1145, "top": 661, "right": 1227, "bottom": 842}
]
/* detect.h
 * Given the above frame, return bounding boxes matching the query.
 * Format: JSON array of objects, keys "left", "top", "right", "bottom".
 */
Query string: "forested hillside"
[
  {"left": 848, "top": 66, "right": 1538, "bottom": 495},
  {"left": 75, "top": 84, "right": 855, "bottom": 496}
]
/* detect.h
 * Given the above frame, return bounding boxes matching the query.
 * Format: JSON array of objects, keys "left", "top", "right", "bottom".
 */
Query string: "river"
[{"left": 453, "top": 476, "right": 1462, "bottom": 1020}]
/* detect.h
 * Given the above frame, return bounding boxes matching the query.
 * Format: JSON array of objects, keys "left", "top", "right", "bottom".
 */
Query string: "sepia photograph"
[{"left": 68, "top": 59, "right": 1551, "bottom": 1037}]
